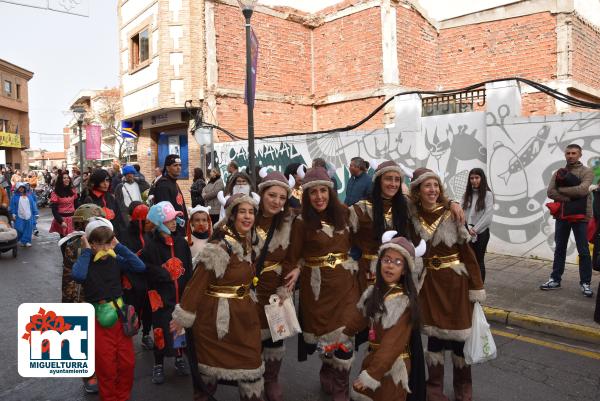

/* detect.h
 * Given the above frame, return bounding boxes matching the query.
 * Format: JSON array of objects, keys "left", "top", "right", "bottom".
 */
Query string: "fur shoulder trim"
[
  {"left": 254, "top": 214, "right": 294, "bottom": 254},
  {"left": 357, "top": 286, "right": 374, "bottom": 314},
  {"left": 409, "top": 204, "right": 468, "bottom": 247},
  {"left": 381, "top": 295, "right": 410, "bottom": 330},
  {"left": 172, "top": 304, "right": 196, "bottom": 328},
  {"left": 385, "top": 357, "right": 410, "bottom": 393},
  {"left": 195, "top": 242, "right": 230, "bottom": 279}
]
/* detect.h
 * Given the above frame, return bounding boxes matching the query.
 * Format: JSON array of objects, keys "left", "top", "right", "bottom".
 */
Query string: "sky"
[{"left": 0, "top": 0, "right": 119, "bottom": 151}]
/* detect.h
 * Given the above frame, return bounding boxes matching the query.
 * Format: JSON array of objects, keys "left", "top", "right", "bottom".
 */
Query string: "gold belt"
[
  {"left": 304, "top": 253, "right": 348, "bottom": 269},
  {"left": 423, "top": 254, "right": 461, "bottom": 270},
  {"left": 362, "top": 253, "right": 378, "bottom": 261},
  {"left": 369, "top": 342, "right": 410, "bottom": 359},
  {"left": 261, "top": 261, "right": 282, "bottom": 275},
  {"left": 205, "top": 284, "right": 251, "bottom": 299}
]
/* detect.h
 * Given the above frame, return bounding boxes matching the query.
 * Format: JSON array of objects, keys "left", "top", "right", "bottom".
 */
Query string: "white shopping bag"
[
  {"left": 464, "top": 302, "right": 497, "bottom": 364},
  {"left": 264, "top": 293, "right": 302, "bottom": 342}
]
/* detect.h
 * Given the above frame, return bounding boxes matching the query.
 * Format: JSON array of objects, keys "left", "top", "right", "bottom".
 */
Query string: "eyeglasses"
[{"left": 381, "top": 257, "right": 404, "bottom": 267}]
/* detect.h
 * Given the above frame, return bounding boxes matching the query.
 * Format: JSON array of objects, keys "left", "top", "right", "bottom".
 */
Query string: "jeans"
[
  {"left": 551, "top": 219, "right": 592, "bottom": 285},
  {"left": 469, "top": 228, "right": 490, "bottom": 283}
]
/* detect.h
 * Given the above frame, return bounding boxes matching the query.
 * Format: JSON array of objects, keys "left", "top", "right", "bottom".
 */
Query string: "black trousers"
[{"left": 469, "top": 228, "right": 490, "bottom": 283}]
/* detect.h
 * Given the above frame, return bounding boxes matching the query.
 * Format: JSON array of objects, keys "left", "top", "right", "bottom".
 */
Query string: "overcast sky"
[{"left": 0, "top": 0, "right": 118, "bottom": 151}]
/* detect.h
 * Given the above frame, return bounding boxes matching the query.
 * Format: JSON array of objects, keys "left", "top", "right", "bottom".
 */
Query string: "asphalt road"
[{"left": 1, "top": 209, "right": 599, "bottom": 401}]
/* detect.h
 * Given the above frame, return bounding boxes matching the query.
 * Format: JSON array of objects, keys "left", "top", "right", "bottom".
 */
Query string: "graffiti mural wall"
[{"left": 214, "top": 105, "right": 600, "bottom": 262}]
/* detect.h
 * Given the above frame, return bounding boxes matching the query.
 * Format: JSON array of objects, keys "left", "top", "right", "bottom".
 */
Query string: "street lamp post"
[
  {"left": 237, "top": 0, "right": 258, "bottom": 185},
  {"left": 72, "top": 106, "right": 86, "bottom": 194}
]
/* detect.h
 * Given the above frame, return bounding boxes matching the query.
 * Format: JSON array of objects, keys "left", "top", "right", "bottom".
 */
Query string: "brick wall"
[
  {"left": 396, "top": 4, "right": 438, "bottom": 88},
  {"left": 437, "top": 13, "right": 557, "bottom": 89},
  {"left": 521, "top": 92, "right": 555, "bottom": 116},
  {"left": 214, "top": 2, "right": 312, "bottom": 97},
  {"left": 571, "top": 14, "right": 600, "bottom": 91},
  {"left": 313, "top": 7, "right": 383, "bottom": 99},
  {"left": 315, "top": 97, "right": 385, "bottom": 131}
]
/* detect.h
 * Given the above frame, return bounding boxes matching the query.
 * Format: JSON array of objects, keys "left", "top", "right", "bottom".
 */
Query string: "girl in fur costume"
[
  {"left": 171, "top": 193, "right": 265, "bottom": 401},
  {"left": 253, "top": 169, "right": 300, "bottom": 401},
  {"left": 408, "top": 168, "right": 485, "bottom": 401},
  {"left": 141, "top": 201, "right": 193, "bottom": 385},
  {"left": 287, "top": 167, "right": 360, "bottom": 401},
  {"left": 340, "top": 233, "right": 426, "bottom": 401}
]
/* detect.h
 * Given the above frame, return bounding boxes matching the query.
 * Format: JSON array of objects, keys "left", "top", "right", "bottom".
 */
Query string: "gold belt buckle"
[
  {"left": 326, "top": 253, "right": 337, "bottom": 267},
  {"left": 235, "top": 285, "right": 248, "bottom": 297},
  {"left": 430, "top": 256, "right": 442, "bottom": 269}
]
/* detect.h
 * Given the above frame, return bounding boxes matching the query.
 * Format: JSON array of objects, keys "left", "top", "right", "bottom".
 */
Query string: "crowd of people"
[{"left": 2, "top": 142, "right": 599, "bottom": 401}]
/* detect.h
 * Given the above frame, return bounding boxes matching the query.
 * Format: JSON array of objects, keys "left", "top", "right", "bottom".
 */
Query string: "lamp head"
[
  {"left": 72, "top": 106, "right": 86, "bottom": 124},
  {"left": 237, "top": 0, "right": 258, "bottom": 11}
]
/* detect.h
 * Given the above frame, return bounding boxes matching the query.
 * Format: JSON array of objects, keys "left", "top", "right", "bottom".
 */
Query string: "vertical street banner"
[
  {"left": 85, "top": 125, "right": 102, "bottom": 160},
  {"left": 244, "top": 27, "right": 259, "bottom": 108}
]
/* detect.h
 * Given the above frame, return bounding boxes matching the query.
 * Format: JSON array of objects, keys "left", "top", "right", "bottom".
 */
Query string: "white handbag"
[
  {"left": 264, "top": 293, "right": 302, "bottom": 342},
  {"left": 463, "top": 302, "right": 497, "bottom": 364}
]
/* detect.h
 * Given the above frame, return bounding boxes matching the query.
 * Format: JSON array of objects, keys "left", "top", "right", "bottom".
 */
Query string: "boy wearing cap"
[
  {"left": 71, "top": 217, "right": 146, "bottom": 401},
  {"left": 141, "top": 201, "right": 193, "bottom": 384}
]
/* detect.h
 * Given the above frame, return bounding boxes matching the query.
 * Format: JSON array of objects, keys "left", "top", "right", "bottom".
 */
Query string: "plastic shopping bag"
[
  {"left": 464, "top": 302, "right": 497, "bottom": 364},
  {"left": 264, "top": 293, "right": 302, "bottom": 342}
]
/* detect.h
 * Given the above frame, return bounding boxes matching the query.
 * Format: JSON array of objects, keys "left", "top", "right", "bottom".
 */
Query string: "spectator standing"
[
  {"left": 152, "top": 167, "right": 162, "bottom": 186},
  {"left": 225, "top": 160, "right": 239, "bottom": 186},
  {"left": 189, "top": 167, "right": 206, "bottom": 207},
  {"left": 592, "top": 180, "right": 600, "bottom": 323},
  {"left": 27, "top": 172, "right": 38, "bottom": 190},
  {"left": 11, "top": 169, "right": 22, "bottom": 190},
  {"left": 201, "top": 167, "right": 224, "bottom": 225},
  {"left": 0, "top": 171, "right": 9, "bottom": 206},
  {"left": 540, "top": 144, "right": 594, "bottom": 297},
  {"left": 49, "top": 172, "right": 78, "bottom": 238},
  {"left": 462, "top": 167, "right": 494, "bottom": 282},
  {"left": 133, "top": 164, "right": 146, "bottom": 182},
  {"left": 344, "top": 156, "right": 371, "bottom": 206},
  {"left": 151, "top": 155, "right": 189, "bottom": 236},
  {"left": 114, "top": 165, "right": 150, "bottom": 224},
  {"left": 72, "top": 168, "right": 82, "bottom": 192}
]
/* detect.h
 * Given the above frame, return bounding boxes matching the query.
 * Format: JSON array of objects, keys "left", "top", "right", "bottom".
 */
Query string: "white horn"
[
  {"left": 398, "top": 162, "right": 414, "bottom": 179},
  {"left": 297, "top": 164, "right": 306, "bottom": 179},
  {"left": 370, "top": 159, "right": 380, "bottom": 170},
  {"left": 251, "top": 192, "right": 261, "bottom": 204},
  {"left": 217, "top": 190, "right": 227, "bottom": 206},
  {"left": 381, "top": 230, "right": 397, "bottom": 244},
  {"left": 415, "top": 239, "right": 427, "bottom": 258},
  {"left": 288, "top": 174, "right": 296, "bottom": 188},
  {"left": 259, "top": 167, "right": 268, "bottom": 179}
]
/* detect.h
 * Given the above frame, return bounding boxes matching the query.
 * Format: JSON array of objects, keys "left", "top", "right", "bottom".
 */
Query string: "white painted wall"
[
  {"left": 122, "top": 58, "right": 159, "bottom": 93},
  {"left": 575, "top": 0, "right": 600, "bottom": 27},
  {"left": 121, "top": 0, "right": 157, "bottom": 25},
  {"left": 213, "top": 82, "right": 600, "bottom": 263},
  {"left": 122, "top": 82, "right": 160, "bottom": 117}
]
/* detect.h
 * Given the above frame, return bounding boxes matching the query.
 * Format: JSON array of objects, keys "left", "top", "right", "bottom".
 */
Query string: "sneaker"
[
  {"left": 581, "top": 283, "right": 593, "bottom": 297},
  {"left": 18, "top": 242, "right": 25, "bottom": 247},
  {"left": 540, "top": 278, "right": 561, "bottom": 290},
  {"left": 33, "top": 230, "right": 39, "bottom": 237},
  {"left": 25, "top": 243, "right": 32, "bottom": 247},
  {"left": 141, "top": 334, "right": 154, "bottom": 350},
  {"left": 152, "top": 364, "right": 165, "bottom": 384},
  {"left": 83, "top": 377, "right": 99, "bottom": 394},
  {"left": 174, "top": 357, "right": 190, "bottom": 376}
]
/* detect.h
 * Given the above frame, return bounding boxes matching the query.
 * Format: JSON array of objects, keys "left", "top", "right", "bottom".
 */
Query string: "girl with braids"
[
  {"left": 408, "top": 168, "right": 485, "bottom": 401},
  {"left": 253, "top": 169, "right": 299, "bottom": 401},
  {"left": 339, "top": 232, "right": 426, "bottom": 401},
  {"left": 171, "top": 193, "right": 265, "bottom": 401},
  {"left": 461, "top": 168, "right": 494, "bottom": 282},
  {"left": 287, "top": 167, "right": 360, "bottom": 401},
  {"left": 49, "top": 171, "right": 78, "bottom": 237}
]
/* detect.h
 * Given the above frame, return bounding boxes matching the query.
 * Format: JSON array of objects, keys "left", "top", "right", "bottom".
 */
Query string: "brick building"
[
  {"left": 0, "top": 58, "right": 33, "bottom": 170},
  {"left": 118, "top": 0, "right": 600, "bottom": 190}
]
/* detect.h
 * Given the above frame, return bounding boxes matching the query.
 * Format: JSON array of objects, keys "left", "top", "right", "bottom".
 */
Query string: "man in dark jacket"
[
  {"left": 540, "top": 144, "right": 594, "bottom": 297},
  {"left": 344, "top": 156, "right": 371, "bottom": 206},
  {"left": 151, "top": 155, "right": 188, "bottom": 236}
]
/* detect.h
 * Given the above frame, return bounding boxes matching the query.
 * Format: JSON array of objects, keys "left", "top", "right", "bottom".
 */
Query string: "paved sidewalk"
[{"left": 483, "top": 252, "right": 600, "bottom": 343}]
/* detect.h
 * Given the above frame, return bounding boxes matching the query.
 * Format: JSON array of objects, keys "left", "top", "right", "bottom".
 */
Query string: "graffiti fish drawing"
[{"left": 497, "top": 125, "right": 550, "bottom": 184}]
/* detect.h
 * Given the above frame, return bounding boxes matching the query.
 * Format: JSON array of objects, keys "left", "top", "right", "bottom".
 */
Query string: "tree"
[{"left": 88, "top": 89, "right": 135, "bottom": 164}]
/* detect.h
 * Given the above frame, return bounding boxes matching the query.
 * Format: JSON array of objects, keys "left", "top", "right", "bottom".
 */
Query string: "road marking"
[{"left": 492, "top": 328, "right": 600, "bottom": 360}]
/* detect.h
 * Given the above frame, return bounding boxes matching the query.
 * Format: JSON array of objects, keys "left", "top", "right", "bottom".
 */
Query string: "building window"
[
  {"left": 4, "top": 80, "right": 12, "bottom": 96},
  {"left": 0, "top": 119, "right": 9, "bottom": 132},
  {"left": 16, "top": 84, "right": 21, "bottom": 100},
  {"left": 422, "top": 89, "right": 486, "bottom": 117},
  {"left": 130, "top": 28, "right": 150, "bottom": 70}
]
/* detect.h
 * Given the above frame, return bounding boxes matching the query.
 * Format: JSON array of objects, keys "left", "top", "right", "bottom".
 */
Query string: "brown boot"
[
  {"left": 192, "top": 378, "right": 217, "bottom": 401},
  {"left": 264, "top": 359, "right": 283, "bottom": 401},
  {"left": 426, "top": 363, "right": 449, "bottom": 401},
  {"left": 320, "top": 362, "right": 334, "bottom": 395},
  {"left": 331, "top": 367, "right": 350, "bottom": 401},
  {"left": 452, "top": 362, "right": 472, "bottom": 401}
]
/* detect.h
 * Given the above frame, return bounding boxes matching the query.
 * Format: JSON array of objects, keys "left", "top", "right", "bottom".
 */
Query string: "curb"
[{"left": 483, "top": 306, "right": 600, "bottom": 345}]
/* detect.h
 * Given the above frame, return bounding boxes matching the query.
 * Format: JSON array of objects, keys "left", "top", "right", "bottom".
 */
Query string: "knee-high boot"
[
  {"left": 192, "top": 376, "right": 218, "bottom": 401},
  {"left": 331, "top": 367, "right": 350, "bottom": 401},
  {"left": 239, "top": 378, "right": 265, "bottom": 401},
  {"left": 263, "top": 358, "right": 283, "bottom": 401},
  {"left": 452, "top": 355, "right": 472, "bottom": 401},
  {"left": 320, "top": 361, "right": 334, "bottom": 395},
  {"left": 426, "top": 352, "right": 449, "bottom": 401}
]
